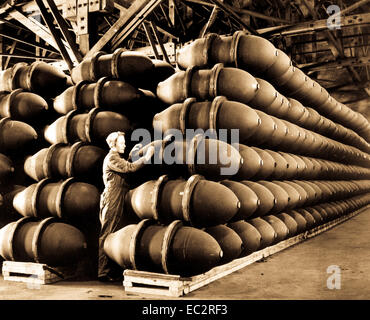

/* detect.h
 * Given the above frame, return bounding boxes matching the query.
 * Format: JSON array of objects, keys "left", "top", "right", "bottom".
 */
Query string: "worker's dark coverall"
[{"left": 98, "top": 149, "right": 146, "bottom": 278}]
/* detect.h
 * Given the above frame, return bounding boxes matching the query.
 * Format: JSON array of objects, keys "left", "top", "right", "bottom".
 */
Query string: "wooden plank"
[
  {"left": 124, "top": 283, "right": 183, "bottom": 297},
  {"left": 124, "top": 269, "right": 181, "bottom": 280},
  {"left": 123, "top": 204, "right": 370, "bottom": 297},
  {"left": 2, "top": 261, "right": 81, "bottom": 285}
]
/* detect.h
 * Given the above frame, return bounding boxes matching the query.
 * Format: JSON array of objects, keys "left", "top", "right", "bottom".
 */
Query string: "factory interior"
[{"left": 0, "top": 0, "right": 369, "bottom": 302}]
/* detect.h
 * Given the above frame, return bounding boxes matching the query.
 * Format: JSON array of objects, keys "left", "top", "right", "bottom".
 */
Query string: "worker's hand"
[
  {"left": 128, "top": 143, "right": 143, "bottom": 160},
  {"left": 131, "top": 143, "right": 143, "bottom": 155},
  {"left": 163, "top": 134, "right": 174, "bottom": 143},
  {"left": 133, "top": 143, "right": 143, "bottom": 150},
  {"left": 144, "top": 146, "right": 155, "bottom": 162}
]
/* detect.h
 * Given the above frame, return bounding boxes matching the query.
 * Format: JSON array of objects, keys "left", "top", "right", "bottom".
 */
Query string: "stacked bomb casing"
[
  {"left": 63, "top": 50, "right": 230, "bottom": 276},
  {"left": 125, "top": 30, "right": 370, "bottom": 273},
  {"left": 0, "top": 62, "right": 90, "bottom": 270},
  {"left": 175, "top": 31, "right": 370, "bottom": 144},
  {"left": 46, "top": 50, "right": 175, "bottom": 148},
  {"left": 2, "top": 35, "right": 370, "bottom": 278},
  {"left": 0, "top": 63, "right": 56, "bottom": 232},
  {"left": 1, "top": 52, "right": 180, "bottom": 276}
]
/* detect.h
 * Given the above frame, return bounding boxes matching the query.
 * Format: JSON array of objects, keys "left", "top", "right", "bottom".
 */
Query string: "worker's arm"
[
  {"left": 128, "top": 143, "right": 142, "bottom": 160},
  {"left": 107, "top": 152, "right": 146, "bottom": 173}
]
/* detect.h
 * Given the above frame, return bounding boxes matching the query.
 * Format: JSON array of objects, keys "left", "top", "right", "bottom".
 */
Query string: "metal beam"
[
  {"left": 77, "top": 0, "right": 90, "bottom": 55},
  {"left": 235, "top": 7, "right": 291, "bottom": 24},
  {"left": 0, "top": 17, "right": 30, "bottom": 33},
  {"left": 0, "top": 53, "right": 62, "bottom": 61},
  {"left": 45, "top": 0, "right": 83, "bottom": 62},
  {"left": 134, "top": 41, "right": 175, "bottom": 62},
  {"left": 110, "top": 0, "right": 164, "bottom": 51},
  {"left": 83, "top": 0, "right": 158, "bottom": 59},
  {"left": 200, "top": 5, "right": 218, "bottom": 38},
  {"left": 5, "top": 29, "right": 20, "bottom": 69},
  {"left": 142, "top": 22, "right": 160, "bottom": 59},
  {"left": 155, "top": 24, "right": 179, "bottom": 40},
  {"left": 168, "top": 0, "right": 175, "bottom": 26},
  {"left": 297, "top": 0, "right": 369, "bottom": 97},
  {"left": 114, "top": 0, "right": 134, "bottom": 9},
  {"left": 331, "top": 0, "right": 370, "bottom": 20},
  {"left": 294, "top": 43, "right": 370, "bottom": 56},
  {"left": 292, "top": 32, "right": 370, "bottom": 45},
  {"left": 185, "top": 0, "right": 289, "bottom": 24},
  {"left": 300, "top": 57, "right": 370, "bottom": 71},
  {"left": 34, "top": 0, "right": 74, "bottom": 70},
  {"left": 0, "top": 31, "right": 60, "bottom": 54},
  {"left": 208, "top": 0, "right": 258, "bottom": 35},
  {"left": 300, "top": 0, "right": 341, "bottom": 58},
  {"left": 259, "top": 13, "right": 370, "bottom": 36},
  {"left": 7, "top": 8, "right": 74, "bottom": 52},
  {"left": 159, "top": 3, "right": 174, "bottom": 28},
  {"left": 171, "top": 0, "right": 186, "bottom": 36},
  {"left": 3, "top": 0, "right": 66, "bottom": 14},
  {"left": 150, "top": 20, "right": 171, "bottom": 63}
]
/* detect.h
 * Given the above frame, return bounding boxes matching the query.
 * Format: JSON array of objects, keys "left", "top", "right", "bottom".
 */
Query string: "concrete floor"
[{"left": 1, "top": 208, "right": 370, "bottom": 300}]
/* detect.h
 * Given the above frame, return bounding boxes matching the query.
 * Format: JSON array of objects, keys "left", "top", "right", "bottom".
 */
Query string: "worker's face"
[{"left": 115, "top": 135, "right": 126, "bottom": 153}]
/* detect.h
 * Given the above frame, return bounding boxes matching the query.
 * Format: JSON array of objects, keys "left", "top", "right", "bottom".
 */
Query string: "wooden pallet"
[
  {"left": 2, "top": 261, "right": 80, "bottom": 285},
  {"left": 123, "top": 205, "right": 370, "bottom": 297}
]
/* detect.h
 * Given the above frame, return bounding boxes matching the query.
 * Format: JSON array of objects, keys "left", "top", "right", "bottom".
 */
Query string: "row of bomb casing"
[
  {"left": 175, "top": 31, "right": 370, "bottom": 143},
  {"left": 0, "top": 59, "right": 71, "bottom": 187},
  {"left": 155, "top": 67, "right": 370, "bottom": 166},
  {"left": 0, "top": 216, "right": 87, "bottom": 267},
  {"left": 123, "top": 136, "right": 370, "bottom": 182},
  {"left": 0, "top": 62, "right": 96, "bottom": 272},
  {"left": 0, "top": 102, "right": 42, "bottom": 232},
  {"left": 0, "top": 52, "right": 177, "bottom": 273},
  {"left": 0, "top": 72, "right": 50, "bottom": 267},
  {"left": 70, "top": 49, "right": 175, "bottom": 92},
  {"left": 122, "top": 173, "right": 370, "bottom": 227},
  {"left": 42, "top": 51, "right": 176, "bottom": 154},
  {"left": 18, "top": 51, "right": 177, "bottom": 199},
  {"left": 103, "top": 193, "right": 370, "bottom": 276},
  {"left": 19, "top": 136, "right": 370, "bottom": 225},
  {"left": 101, "top": 42, "right": 370, "bottom": 276},
  {"left": 155, "top": 74, "right": 370, "bottom": 155},
  {"left": 0, "top": 61, "right": 69, "bottom": 98},
  {"left": 59, "top": 48, "right": 370, "bottom": 276},
  {"left": 0, "top": 175, "right": 369, "bottom": 268}
]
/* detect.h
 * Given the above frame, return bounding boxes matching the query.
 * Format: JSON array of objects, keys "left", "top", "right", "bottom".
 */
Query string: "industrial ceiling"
[{"left": 0, "top": 0, "right": 369, "bottom": 116}]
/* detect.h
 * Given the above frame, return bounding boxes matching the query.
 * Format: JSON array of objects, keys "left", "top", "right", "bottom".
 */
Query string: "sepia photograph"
[{"left": 0, "top": 0, "right": 369, "bottom": 315}]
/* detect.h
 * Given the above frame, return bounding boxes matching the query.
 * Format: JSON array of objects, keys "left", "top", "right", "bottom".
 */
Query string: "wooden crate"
[
  {"left": 2, "top": 261, "right": 81, "bottom": 285},
  {"left": 123, "top": 205, "right": 369, "bottom": 297}
]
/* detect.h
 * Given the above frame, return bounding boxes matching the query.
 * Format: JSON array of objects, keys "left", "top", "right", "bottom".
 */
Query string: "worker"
[{"left": 98, "top": 131, "right": 155, "bottom": 282}]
